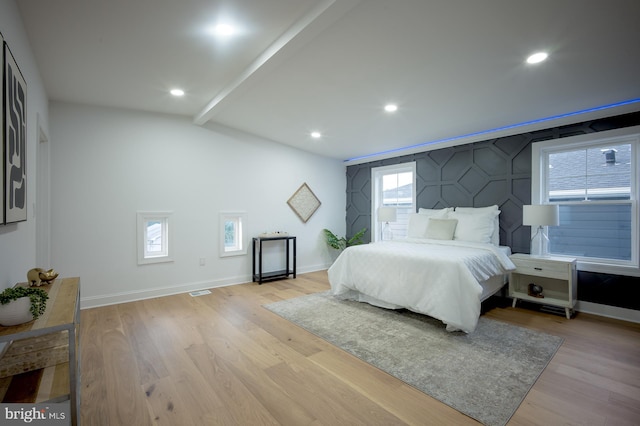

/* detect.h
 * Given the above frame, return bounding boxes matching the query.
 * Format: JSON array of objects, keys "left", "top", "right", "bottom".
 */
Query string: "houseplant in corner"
[
  {"left": 0, "top": 287, "right": 49, "bottom": 326},
  {"left": 323, "top": 227, "right": 367, "bottom": 251}
]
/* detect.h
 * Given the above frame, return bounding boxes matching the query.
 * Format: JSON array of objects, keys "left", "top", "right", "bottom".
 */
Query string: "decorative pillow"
[
  {"left": 425, "top": 218, "right": 458, "bottom": 240},
  {"left": 454, "top": 206, "right": 500, "bottom": 245},
  {"left": 407, "top": 213, "right": 431, "bottom": 238},
  {"left": 448, "top": 210, "right": 497, "bottom": 244},
  {"left": 417, "top": 207, "right": 453, "bottom": 218}
]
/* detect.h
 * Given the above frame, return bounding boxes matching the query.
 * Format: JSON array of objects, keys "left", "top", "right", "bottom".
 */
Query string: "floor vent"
[{"left": 189, "top": 290, "right": 211, "bottom": 297}]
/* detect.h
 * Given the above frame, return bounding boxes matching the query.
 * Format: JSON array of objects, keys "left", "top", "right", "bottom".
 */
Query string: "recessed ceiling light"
[
  {"left": 384, "top": 104, "right": 398, "bottom": 112},
  {"left": 170, "top": 89, "right": 185, "bottom": 97},
  {"left": 526, "top": 52, "right": 548, "bottom": 64},
  {"left": 212, "top": 24, "right": 236, "bottom": 36},
  {"left": 310, "top": 131, "right": 322, "bottom": 139}
]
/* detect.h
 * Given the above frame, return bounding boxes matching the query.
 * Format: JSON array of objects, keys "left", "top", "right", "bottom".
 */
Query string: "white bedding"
[{"left": 327, "top": 238, "right": 516, "bottom": 333}]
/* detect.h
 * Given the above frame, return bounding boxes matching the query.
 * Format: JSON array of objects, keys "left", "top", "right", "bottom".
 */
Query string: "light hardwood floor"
[{"left": 80, "top": 271, "right": 640, "bottom": 425}]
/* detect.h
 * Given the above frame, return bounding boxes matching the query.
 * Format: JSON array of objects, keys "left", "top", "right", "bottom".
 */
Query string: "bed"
[{"left": 327, "top": 206, "right": 516, "bottom": 333}]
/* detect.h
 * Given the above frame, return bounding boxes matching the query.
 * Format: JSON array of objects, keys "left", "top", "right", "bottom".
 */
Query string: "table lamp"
[{"left": 522, "top": 204, "right": 559, "bottom": 256}]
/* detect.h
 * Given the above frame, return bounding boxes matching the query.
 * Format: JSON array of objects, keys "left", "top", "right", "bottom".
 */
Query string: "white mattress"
[
  {"left": 328, "top": 239, "right": 515, "bottom": 332},
  {"left": 480, "top": 245, "right": 511, "bottom": 301}
]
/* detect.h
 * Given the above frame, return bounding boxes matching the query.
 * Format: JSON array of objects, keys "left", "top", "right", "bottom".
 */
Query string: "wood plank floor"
[{"left": 79, "top": 271, "right": 640, "bottom": 425}]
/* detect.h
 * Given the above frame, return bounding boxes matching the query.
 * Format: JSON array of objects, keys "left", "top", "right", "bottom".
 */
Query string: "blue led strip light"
[{"left": 345, "top": 98, "right": 640, "bottom": 163}]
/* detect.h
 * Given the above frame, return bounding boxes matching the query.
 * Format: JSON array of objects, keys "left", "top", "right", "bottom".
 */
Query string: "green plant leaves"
[
  {"left": 0, "top": 287, "right": 49, "bottom": 319},
  {"left": 323, "top": 228, "right": 366, "bottom": 251}
]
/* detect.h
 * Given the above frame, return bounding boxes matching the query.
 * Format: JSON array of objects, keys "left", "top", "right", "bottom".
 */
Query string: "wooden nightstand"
[{"left": 509, "top": 253, "right": 577, "bottom": 319}]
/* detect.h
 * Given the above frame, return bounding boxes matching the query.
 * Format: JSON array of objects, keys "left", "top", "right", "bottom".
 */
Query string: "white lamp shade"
[
  {"left": 522, "top": 204, "right": 559, "bottom": 227},
  {"left": 378, "top": 206, "right": 397, "bottom": 222}
]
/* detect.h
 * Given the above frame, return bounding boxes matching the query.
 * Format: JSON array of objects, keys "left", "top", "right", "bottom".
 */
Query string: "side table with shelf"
[
  {"left": 252, "top": 236, "right": 296, "bottom": 284},
  {"left": 0, "top": 277, "right": 80, "bottom": 425},
  {"left": 509, "top": 253, "right": 577, "bottom": 319}
]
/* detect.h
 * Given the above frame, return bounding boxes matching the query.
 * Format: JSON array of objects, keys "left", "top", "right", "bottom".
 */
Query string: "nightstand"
[{"left": 509, "top": 253, "right": 577, "bottom": 319}]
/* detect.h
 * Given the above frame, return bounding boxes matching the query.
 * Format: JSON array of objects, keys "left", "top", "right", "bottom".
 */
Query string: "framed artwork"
[
  {"left": 287, "top": 183, "right": 321, "bottom": 223},
  {"left": 0, "top": 32, "right": 4, "bottom": 225},
  {"left": 4, "top": 41, "right": 27, "bottom": 224}
]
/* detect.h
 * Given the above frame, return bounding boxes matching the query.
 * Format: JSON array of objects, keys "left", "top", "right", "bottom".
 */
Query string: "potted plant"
[
  {"left": 323, "top": 227, "right": 367, "bottom": 251},
  {"left": 0, "top": 287, "right": 49, "bottom": 326}
]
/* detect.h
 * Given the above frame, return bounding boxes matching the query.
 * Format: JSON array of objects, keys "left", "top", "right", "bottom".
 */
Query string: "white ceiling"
[{"left": 17, "top": 0, "right": 640, "bottom": 162}]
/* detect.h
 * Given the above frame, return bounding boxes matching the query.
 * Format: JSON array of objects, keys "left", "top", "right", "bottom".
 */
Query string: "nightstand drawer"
[{"left": 510, "top": 255, "right": 574, "bottom": 280}]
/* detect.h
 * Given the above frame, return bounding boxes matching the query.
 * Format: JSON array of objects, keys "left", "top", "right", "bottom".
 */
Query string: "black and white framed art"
[
  {"left": 0, "top": 31, "right": 4, "bottom": 225},
  {"left": 3, "top": 40, "right": 27, "bottom": 224}
]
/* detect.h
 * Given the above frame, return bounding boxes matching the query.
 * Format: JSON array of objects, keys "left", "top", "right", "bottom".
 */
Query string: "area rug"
[{"left": 264, "top": 292, "right": 563, "bottom": 426}]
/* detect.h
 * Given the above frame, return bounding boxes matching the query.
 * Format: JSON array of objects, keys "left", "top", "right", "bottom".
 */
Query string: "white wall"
[
  {"left": 0, "top": 1, "right": 50, "bottom": 289},
  {"left": 49, "top": 102, "right": 346, "bottom": 307}
]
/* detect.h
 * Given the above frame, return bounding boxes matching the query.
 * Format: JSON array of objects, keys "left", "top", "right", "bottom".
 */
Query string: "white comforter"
[{"left": 327, "top": 238, "right": 516, "bottom": 333}]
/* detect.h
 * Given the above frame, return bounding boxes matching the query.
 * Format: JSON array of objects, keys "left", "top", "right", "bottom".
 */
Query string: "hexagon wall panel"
[{"left": 345, "top": 112, "right": 640, "bottom": 253}]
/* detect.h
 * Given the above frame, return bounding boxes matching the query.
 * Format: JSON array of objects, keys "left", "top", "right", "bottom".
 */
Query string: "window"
[
  {"left": 532, "top": 126, "right": 639, "bottom": 273},
  {"left": 220, "top": 212, "right": 248, "bottom": 257},
  {"left": 137, "top": 212, "right": 173, "bottom": 265},
  {"left": 371, "top": 162, "right": 416, "bottom": 241}
]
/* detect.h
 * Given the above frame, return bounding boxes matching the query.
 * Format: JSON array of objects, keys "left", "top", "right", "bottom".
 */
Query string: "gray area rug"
[{"left": 264, "top": 292, "right": 563, "bottom": 426}]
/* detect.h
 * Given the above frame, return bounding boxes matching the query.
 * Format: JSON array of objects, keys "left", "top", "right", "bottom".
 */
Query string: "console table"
[
  {"left": 252, "top": 236, "right": 296, "bottom": 284},
  {"left": 0, "top": 277, "right": 80, "bottom": 425}
]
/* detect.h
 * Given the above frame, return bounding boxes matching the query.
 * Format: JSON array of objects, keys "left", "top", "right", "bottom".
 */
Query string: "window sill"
[
  {"left": 137, "top": 256, "right": 174, "bottom": 265},
  {"left": 575, "top": 260, "right": 640, "bottom": 277}
]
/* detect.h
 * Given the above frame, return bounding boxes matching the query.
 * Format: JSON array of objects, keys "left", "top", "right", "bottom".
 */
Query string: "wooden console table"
[{"left": 0, "top": 277, "right": 80, "bottom": 425}]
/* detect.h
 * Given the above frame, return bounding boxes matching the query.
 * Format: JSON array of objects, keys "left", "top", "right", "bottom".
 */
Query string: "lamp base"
[
  {"left": 530, "top": 226, "right": 550, "bottom": 257},
  {"left": 382, "top": 222, "right": 393, "bottom": 241}
]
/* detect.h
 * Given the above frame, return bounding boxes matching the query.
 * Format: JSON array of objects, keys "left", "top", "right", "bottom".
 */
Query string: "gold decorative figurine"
[{"left": 27, "top": 268, "right": 59, "bottom": 287}]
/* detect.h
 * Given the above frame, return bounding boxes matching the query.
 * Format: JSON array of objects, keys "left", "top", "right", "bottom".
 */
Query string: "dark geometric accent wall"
[
  {"left": 345, "top": 111, "right": 640, "bottom": 310},
  {"left": 347, "top": 137, "right": 532, "bottom": 249}
]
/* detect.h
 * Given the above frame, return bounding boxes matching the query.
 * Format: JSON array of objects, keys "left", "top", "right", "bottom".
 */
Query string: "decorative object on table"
[
  {"left": 528, "top": 283, "right": 544, "bottom": 298},
  {"left": 323, "top": 227, "right": 366, "bottom": 251},
  {"left": 522, "top": 204, "right": 559, "bottom": 256},
  {"left": 287, "top": 183, "right": 321, "bottom": 223},
  {"left": 27, "top": 268, "right": 59, "bottom": 286},
  {"left": 377, "top": 206, "right": 396, "bottom": 240},
  {"left": 258, "top": 231, "right": 289, "bottom": 238},
  {"left": 0, "top": 286, "right": 48, "bottom": 326},
  {"left": 3, "top": 39, "right": 28, "bottom": 224}
]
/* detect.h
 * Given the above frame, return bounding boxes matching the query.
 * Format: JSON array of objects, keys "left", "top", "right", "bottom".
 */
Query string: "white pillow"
[
  {"left": 448, "top": 210, "right": 497, "bottom": 244},
  {"left": 417, "top": 207, "right": 453, "bottom": 218},
  {"left": 454, "top": 206, "right": 500, "bottom": 245},
  {"left": 455, "top": 205, "right": 498, "bottom": 213},
  {"left": 425, "top": 218, "right": 458, "bottom": 240},
  {"left": 407, "top": 213, "right": 432, "bottom": 238}
]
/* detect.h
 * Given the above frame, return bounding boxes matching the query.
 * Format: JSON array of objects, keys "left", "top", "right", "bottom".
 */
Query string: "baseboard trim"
[
  {"left": 80, "top": 277, "right": 244, "bottom": 309},
  {"left": 576, "top": 300, "right": 640, "bottom": 324},
  {"left": 80, "top": 264, "right": 331, "bottom": 309}
]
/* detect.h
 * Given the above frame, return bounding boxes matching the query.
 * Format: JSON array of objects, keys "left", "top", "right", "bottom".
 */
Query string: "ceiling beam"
[{"left": 193, "top": 0, "right": 361, "bottom": 126}]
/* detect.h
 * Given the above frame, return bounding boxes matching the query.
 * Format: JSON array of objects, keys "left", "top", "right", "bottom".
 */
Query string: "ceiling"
[{"left": 17, "top": 0, "right": 640, "bottom": 162}]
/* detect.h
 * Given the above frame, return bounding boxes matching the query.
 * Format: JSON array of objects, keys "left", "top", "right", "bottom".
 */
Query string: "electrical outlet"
[{"left": 199, "top": 258, "right": 206, "bottom": 266}]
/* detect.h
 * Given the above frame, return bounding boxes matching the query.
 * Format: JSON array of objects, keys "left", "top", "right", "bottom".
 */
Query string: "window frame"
[
  {"left": 219, "top": 211, "right": 248, "bottom": 257},
  {"left": 371, "top": 162, "right": 416, "bottom": 242},
  {"left": 532, "top": 125, "right": 640, "bottom": 276},
  {"left": 137, "top": 211, "right": 173, "bottom": 265}
]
